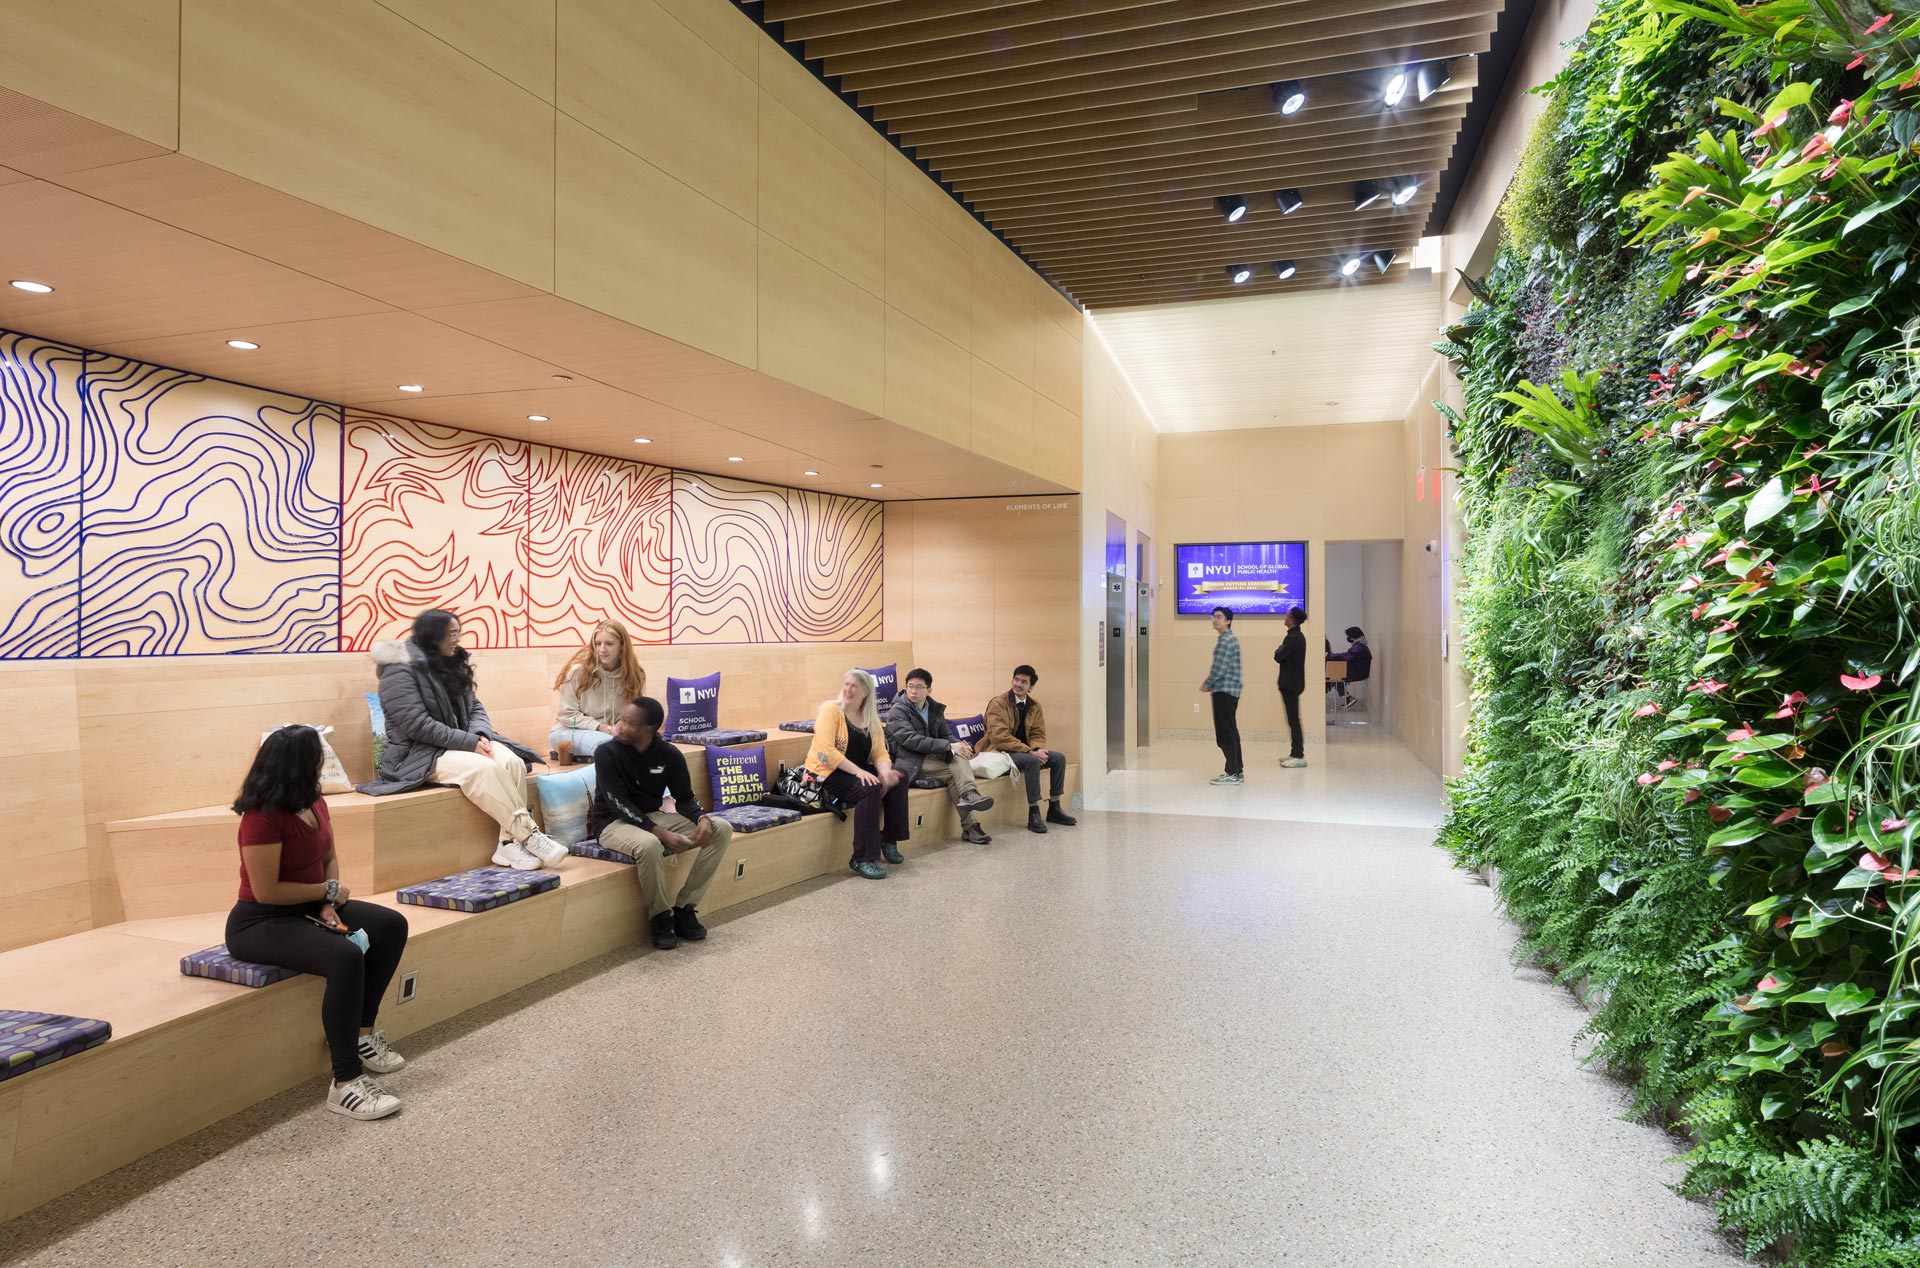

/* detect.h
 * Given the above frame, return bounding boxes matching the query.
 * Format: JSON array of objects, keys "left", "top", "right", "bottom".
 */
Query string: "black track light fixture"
[
  {"left": 1273, "top": 80, "right": 1307, "bottom": 115},
  {"left": 1215, "top": 194, "right": 1249, "bottom": 224},
  {"left": 1372, "top": 249, "right": 1398, "bottom": 275},
  {"left": 1226, "top": 264, "right": 1254, "bottom": 285},
  {"left": 1274, "top": 260, "right": 1297, "bottom": 281},
  {"left": 1353, "top": 180, "right": 1384, "bottom": 211},
  {"left": 1274, "top": 188, "right": 1305, "bottom": 216},
  {"left": 1416, "top": 60, "right": 1452, "bottom": 102}
]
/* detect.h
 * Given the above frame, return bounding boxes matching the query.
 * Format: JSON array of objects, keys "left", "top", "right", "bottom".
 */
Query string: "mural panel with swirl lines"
[
  {"left": 0, "top": 332, "right": 84, "bottom": 658},
  {"left": 341, "top": 411, "right": 527, "bottom": 651},
  {"left": 78, "top": 358, "right": 341, "bottom": 656},
  {"left": 669, "top": 472, "right": 792, "bottom": 645},
  {"left": 527, "top": 444, "right": 671, "bottom": 647},
  {"left": 788, "top": 489, "right": 882, "bottom": 642}
]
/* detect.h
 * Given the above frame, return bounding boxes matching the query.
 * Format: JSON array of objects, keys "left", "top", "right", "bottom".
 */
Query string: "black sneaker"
[
  {"left": 672, "top": 905, "right": 707, "bottom": 942},
  {"left": 1027, "top": 807, "right": 1048, "bottom": 834},
  {"left": 1046, "top": 802, "right": 1077, "bottom": 827},
  {"left": 962, "top": 821, "right": 992, "bottom": 845},
  {"left": 649, "top": 910, "right": 678, "bottom": 950}
]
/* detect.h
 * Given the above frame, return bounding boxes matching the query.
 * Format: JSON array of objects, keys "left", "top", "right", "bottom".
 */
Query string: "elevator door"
[
  {"left": 1136, "top": 581, "right": 1151, "bottom": 747},
  {"left": 1105, "top": 572, "right": 1127, "bottom": 771}
]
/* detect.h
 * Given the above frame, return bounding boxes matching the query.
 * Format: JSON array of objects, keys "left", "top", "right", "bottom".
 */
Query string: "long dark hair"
[
  {"left": 411, "top": 608, "right": 475, "bottom": 699},
  {"left": 233, "top": 725, "right": 324, "bottom": 815}
]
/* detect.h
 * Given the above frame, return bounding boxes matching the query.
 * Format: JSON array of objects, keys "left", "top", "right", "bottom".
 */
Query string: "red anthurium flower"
[
  {"left": 1724, "top": 475, "right": 1748, "bottom": 488},
  {"left": 1759, "top": 974, "right": 1781, "bottom": 990},
  {"left": 1637, "top": 772, "right": 1663, "bottom": 786},
  {"left": 1884, "top": 818, "right": 1910, "bottom": 832},
  {"left": 1866, "top": 13, "right": 1893, "bottom": 34},
  {"left": 1800, "top": 134, "right": 1833, "bottom": 162},
  {"left": 1806, "top": 768, "right": 1831, "bottom": 792},
  {"left": 1634, "top": 702, "right": 1662, "bottom": 717},
  {"left": 1693, "top": 602, "right": 1712, "bottom": 620},
  {"left": 1842, "top": 673, "right": 1883, "bottom": 691},
  {"left": 1680, "top": 186, "right": 1708, "bottom": 205},
  {"left": 1861, "top": 850, "right": 1893, "bottom": 871},
  {"left": 1656, "top": 759, "right": 1680, "bottom": 772},
  {"left": 1830, "top": 99, "right": 1854, "bottom": 124},
  {"left": 1727, "top": 726, "right": 1755, "bottom": 741},
  {"left": 1713, "top": 619, "right": 1740, "bottom": 634},
  {"left": 1684, "top": 789, "right": 1703, "bottom": 805},
  {"left": 1870, "top": 896, "right": 1891, "bottom": 911},
  {"left": 1690, "top": 678, "right": 1728, "bottom": 695},
  {"left": 1773, "top": 807, "right": 1801, "bottom": 825},
  {"left": 1774, "top": 913, "right": 1794, "bottom": 931},
  {"left": 1819, "top": 159, "right": 1843, "bottom": 181},
  {"left": 1797, "top": 473, "right": 1831, "bottom": 496},
  {"left": 1709, "top": 805, "right": 1734, "bottom": 823},
  {"left": 1902, "top": 65, "right": 1920, "bottom": 91},
  {"left": 1676, "top": 576, "right": 1701, "bottom": 593},
  {"left": 1848, "top": 53, "right": 1868, "bottom": 70},
  {"left": 1752, "top": 109, "right": 1791, "bottom": 139}
]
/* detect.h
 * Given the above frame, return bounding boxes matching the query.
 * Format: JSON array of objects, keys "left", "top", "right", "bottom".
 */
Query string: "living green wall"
[{"left": 1442, "top": 1, "right": 1920, "bottom": 1261}]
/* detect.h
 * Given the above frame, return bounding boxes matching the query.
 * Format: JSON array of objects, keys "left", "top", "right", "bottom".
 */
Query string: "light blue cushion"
[
  {"left": 535, "top": 765, "right": 597, "bottom": 846},
  {"left": 366, "top": 692, "right": 387, "bottom": 771}
]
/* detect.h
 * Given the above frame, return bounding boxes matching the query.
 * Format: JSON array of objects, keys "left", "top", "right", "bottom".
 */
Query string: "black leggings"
[
  {"left": 1281, "top": 689, "right": 1304, "bottom": 759},
  {"left": 226, "top": 899, "right": 410, "bottom": 1082}
]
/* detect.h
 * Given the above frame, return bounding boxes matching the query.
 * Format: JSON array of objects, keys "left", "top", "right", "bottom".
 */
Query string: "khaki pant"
[
  {"left": 914, "top": 751, "right": 985, "bottom": 826},
  {"left": 600, "top": 812, "right": 732, "bottom": 919},
  {"left": 433, "top": 745, "right": 538, "bottom": 843}
]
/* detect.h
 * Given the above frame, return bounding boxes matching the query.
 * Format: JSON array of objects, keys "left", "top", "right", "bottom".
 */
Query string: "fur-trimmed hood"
[{"left": 369, "top": 638, "right": 422, "bottom": 668}]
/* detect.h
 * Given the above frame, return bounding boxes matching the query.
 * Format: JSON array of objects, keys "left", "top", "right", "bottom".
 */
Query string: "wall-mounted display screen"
[{"left": 1174, "top": 541, "right": 1307, "bottom": 616}]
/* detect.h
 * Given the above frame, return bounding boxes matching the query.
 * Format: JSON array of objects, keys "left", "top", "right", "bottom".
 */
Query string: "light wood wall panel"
[
  {"left": 0, "top": 666, "right": 86, "bottom": 951},
  {"left": 757, "top": 235, "right": 885, "bottom": 418},
  {"left": 377, "top": 0, "right": 557, "bottom": 101},
  {"left": 970, "top": 357, "right": 1033, "bottom": 469},
  {"left": 970, "top": 270, "right": 1035, "bottom": 386},
  {"left": 758, "top": 38, "right": 886, "bottom": 180},
  {"left": 1031, "top": 393, "right": 1083, "bottom": 495},
  {"left": 758, "top": 94, "right": 884, "bottom": 298},
  {"left": 179, "top": 0, "right": 556, "bottom": 289},
  {"left": 1033, "top": 309, "right": 1083, "bottom": 413},
  {"left": 885, "top": 195, "right": 973, "bottom": 350},
  {"left": 884, "top": 310, "right": 970, "bottom": 450},
  {"left": 0, "top": 0, "right": 180, "bottom": 148},
  {"left": 558, "top": 0, "right": 757, "bottom": 215},
  {"left": 554, "top": 115, "right": 758, "bottom": 367}
]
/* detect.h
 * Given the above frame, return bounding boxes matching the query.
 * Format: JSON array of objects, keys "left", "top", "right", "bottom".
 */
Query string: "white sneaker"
[
  {"left": 356, "top": 1028, "right": 404, "bottom": 1074},
  {"left": 522, "top": 831, "right": 568, "bottom": 866},
  {"left": 327, "top": 1074, "right": 401, "bottom": 1120},
  {"left": 492, "top": 837, "right": 540, "bottom": 870},
  {"left": 1280, "top": 757, "right": 1309, "bottom": 768}
]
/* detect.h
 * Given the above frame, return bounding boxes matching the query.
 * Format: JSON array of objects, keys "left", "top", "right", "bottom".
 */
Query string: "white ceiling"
[{"left": 1087, "top": 270, "right": 1447, "bottom": 433}]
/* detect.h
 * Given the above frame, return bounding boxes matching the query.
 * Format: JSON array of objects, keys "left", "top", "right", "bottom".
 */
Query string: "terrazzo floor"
[{"left": 0, "top": 736, "right": 1742, "bottom": 1267}]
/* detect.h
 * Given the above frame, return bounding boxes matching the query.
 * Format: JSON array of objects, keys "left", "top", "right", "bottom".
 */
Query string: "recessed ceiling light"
[
  {"left": 1274, "top": 188, "right": 1305, "bottom": 216},
  {"left": 1390, "top": 176, "right": 1421, "bottom": 206},
  {"left": 1273, "top": 80, "right": 1307, "bottom": 115},
  {"left": 1383, "top": 68, "right": 1410, "bottom": 107},
  {"left": 1340, "top": 257, "right": 1364, "bottom": 278},
  {"left": 8, "top": 280, "right": 53, "bottom": 294},
  {"left": 398, "top": 384, "right": 423, "bottom": 393},
  {"left": 869, "top": 483, "right": 883, "bottom": 488},
  {"left": 1226, "top": 264, "right": 1254, "bottom": 284},
  {"left": 1353, "top": 180, "right": 1385, "bottom": 211},
  {"left": 804, "top": 470, "right": 819, "bottom": 476},
  {"left": 727, "top": 456, "right": 744, "bottom": 462},
  {"left": 633, "top": 437, "right": 652, "bottom": 444},
  {"left": 551, "top": 374, "right": 573, "bottom": 382},
  {"left": 527, "top": 414, "right": 548, "bottom": 421},
  {"left": 1215, "top": 194, "right": 1248, "bottom": 224},
  {"left": 225, "top": 339, "right": 260, "bottom": 350},
  {"left": 1274, "top": 260, "right": 1297, "bottom": 280}
]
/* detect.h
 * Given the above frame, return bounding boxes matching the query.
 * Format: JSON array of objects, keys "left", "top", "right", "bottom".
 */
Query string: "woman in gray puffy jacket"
[{"left": 357, "top": 609, "right": 566, "bottom": 871}]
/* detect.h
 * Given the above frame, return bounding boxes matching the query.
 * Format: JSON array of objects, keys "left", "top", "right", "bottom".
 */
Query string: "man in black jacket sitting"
[
  {"left": 589, "top": 696, "right": 732, "bottom": 950},
  {"left": 884, "top": 668, "right": 996, "bottom": 844}
]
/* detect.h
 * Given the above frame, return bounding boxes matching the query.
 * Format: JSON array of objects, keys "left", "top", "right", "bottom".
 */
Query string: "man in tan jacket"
[{"left": 981, "top": 664, "right": 1076, "bottom": 835}]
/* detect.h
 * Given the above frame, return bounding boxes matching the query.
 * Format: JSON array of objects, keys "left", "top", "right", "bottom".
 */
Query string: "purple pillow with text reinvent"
[
  {"left": 665, "top": 671, "right": 721, "bottom": 737},
  {"left": 705, "top": 744, "right": 768, "bottom": 810},
  {"left": 862, "top": 664, "right": 898, "bottom": 708}
]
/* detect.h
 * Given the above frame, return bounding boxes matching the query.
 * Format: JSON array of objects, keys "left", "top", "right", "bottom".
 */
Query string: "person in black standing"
[{"left": 1274, "top": 607, "right": 1308, "bottom": 768}]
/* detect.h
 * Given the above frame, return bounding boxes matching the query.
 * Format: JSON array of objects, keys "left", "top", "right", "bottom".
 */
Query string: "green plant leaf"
[{"left": 1743, "top": 476, "right": 1793, "bottom": 529}]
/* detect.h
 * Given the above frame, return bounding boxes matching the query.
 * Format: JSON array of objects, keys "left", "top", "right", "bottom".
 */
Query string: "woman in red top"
[{"left": 227, "top": 725, "right": 411, "bottom": 1121}]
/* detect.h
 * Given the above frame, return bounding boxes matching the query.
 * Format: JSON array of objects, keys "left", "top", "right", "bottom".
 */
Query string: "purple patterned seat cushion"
[
  {"left": 181, "top": 945, "right": 299, "bottom": 988},
  {"left": 569, "top": 838, "right": 635, "bottom": 864},
  {"left": 1, "top": 1010, "right": 111, "bottom": 1081},
  {"left": 711, "top": 804, "right": 802, "bottom": 833},
  {"left": 777, "top": 719, "right": 815, "bottom": 733},
  {"left": 397, "top": 867, "right": 560, "bottom": 912},
  {"left": 674, "top": 728, "right": 769, "bottom": 747}
]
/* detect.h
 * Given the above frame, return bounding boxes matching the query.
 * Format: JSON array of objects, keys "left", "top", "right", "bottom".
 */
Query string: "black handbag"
[{"left": 773, "top": 763, "right": 846, "bottom": 820}]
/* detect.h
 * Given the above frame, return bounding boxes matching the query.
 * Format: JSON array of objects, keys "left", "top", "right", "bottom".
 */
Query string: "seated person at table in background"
[
  {"left": 550, "top": 618, "right": 647, "bottom": 763},
  {"left": 362, "top": 608, "right": 567, "bottom": 871},
  {"left": 588, "top": 697, "right": 733, "bottom": 951},
  {"left": 885, "top": 668, "right": 996, "bottom": 845},
  {"left": 229, "top": 725, "right": 411, "bottom": 1122},
  {"left": 807, "top": 669, "right": 910, "bottom": 880},
  {"left": 1327, "top": 626, "right": 1373, "bottom": 709},
  {"left": 980, "top": 664, "right": 1076, "bottom": 835}
]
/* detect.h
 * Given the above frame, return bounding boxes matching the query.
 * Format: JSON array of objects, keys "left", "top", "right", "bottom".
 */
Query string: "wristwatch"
[{"left": 324, "top": 878, "right": 343, "bottom": 905}]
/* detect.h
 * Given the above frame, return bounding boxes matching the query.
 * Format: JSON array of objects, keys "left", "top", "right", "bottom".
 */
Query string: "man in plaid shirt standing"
[{"left": 1200, "top": 605, "right": 1244, "bottom": 785}]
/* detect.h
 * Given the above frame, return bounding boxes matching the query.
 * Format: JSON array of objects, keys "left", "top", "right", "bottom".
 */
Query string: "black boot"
[
  {"left": 672, "top": 905, "right": 707, "bottom": 941},
  {"left": 1046, "top": 801, "right": 1077, "bottom": 826},
  {"left": 649, "top": 910, "right": 678, "bottom": 950},
  {"left": 1027, "top": 806, "right": 1048, "bottom": 834}
]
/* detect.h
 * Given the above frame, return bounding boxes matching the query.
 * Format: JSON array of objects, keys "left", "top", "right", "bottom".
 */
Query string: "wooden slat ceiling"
[{"left": 756, "top": 0, "right": 1503, "bottom": 307}]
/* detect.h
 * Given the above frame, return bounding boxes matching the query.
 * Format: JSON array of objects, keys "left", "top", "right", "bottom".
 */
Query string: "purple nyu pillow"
[
  {"left": 665, "top": 671, "right": 721, "bottom": 738},
  {"left": 862, "top": 664, "right": 898, "bottom": 708},
  {"left": 950, "top": 714, "right": 987, "bottom": 745},
  {"left": 705, "top": 743, "right": 768, "bottom": 810}
]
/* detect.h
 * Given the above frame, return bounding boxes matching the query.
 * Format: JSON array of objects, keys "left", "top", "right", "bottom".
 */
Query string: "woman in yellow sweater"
[{"left": 805, "top": 669, "right": 910, "bottom": 879}]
